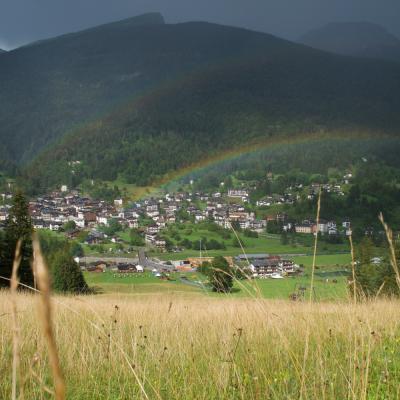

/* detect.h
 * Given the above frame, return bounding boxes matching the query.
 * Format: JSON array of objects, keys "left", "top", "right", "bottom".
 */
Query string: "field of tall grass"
[{"left": 1, "top": 291, "right": 399, "bottom": 399}]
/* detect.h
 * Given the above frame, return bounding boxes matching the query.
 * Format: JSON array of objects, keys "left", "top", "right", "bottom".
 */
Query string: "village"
[{"left": 0, "top": 177, "right": 356, "bottom": 280}]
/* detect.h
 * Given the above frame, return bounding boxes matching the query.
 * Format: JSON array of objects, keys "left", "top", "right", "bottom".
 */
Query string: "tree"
[
  {"left": 70, "top": 241, "right": 84, "bottom": 257},
  {"left": 280, "top": 231, "right": 289, "bottom": 245},
  {"left": 354, "top": 238, "right": 399, "bottom": 297},
  {"left": 209, "top": 256, "right": 233, "bottom": 293},
  {"left": 50, "top": 250, "right": 89, "bottom": 293},
  {"left": 232, "top": 237, "right": 243, "bottom": 248},
  {"left": 37, "top": 230, "right": 89, "bottom": 293},
  {"left": 198, "top": 261, "right": 211, "bottom": 275},
  {"left": 354, "top": 238, "right": 376, "bottom": 296},
  {"left": 0, "top": 191, "right": 34, "bottom": 288},
  {"left": 244, "top": 229, "right": 258, "bottom": 238},
  {"left": 62, "top": 220, "right": 77, "bottom": 232},
  {"left": 101, "top": 218, "right": 122, "bottom": 236},
  {"left": 267, "top": 220, "right": 282, "bottom": 234},
  {"left": 129, "top": 229, "right": 145, "bottom": 246}
]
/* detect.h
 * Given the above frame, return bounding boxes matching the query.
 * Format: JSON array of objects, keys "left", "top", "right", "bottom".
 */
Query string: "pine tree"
[
  {"left": 354, "top": 237, "right": 399, "bottom": 297},
  {"left": 354, "top": 238, "right": 377, "bottom": 296},
  {"left": 0, "top": 191, "right": 34, "bottom": 288},
  {"left": 50, "top": 249, "right": 89, "bottom": 293},
  {"left": 209, "top": 256, "right": 233, "bottom": 293}
]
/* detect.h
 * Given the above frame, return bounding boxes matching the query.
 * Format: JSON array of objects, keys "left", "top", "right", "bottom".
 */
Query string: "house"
[
  {"left": 250, "top": 256, "right": 298, "bottom": 277},
  {"left": 228, "top": 189, "right": 248, "bottom": 198},
  {"left": 295, "top": 222, "right": 316, "bottom": 234},
  {"left": 127, "top": 219, "right": 139, "bottom": 229},
  {"left": 145, "top": 233, "right": 157, "bottom": 244},
  {"left": 117, "top": 263, "right": 137, "bottom": 273},
  {"left": 250, "top": 259, "right": 281, "bottom": 277},
  {"left": 146, "top": 204, "right": 159, "bottom": 213},
  {"left": 33, "top": 219, "right": 45, "bottom": 229},
  {"left": 87, "top": 263, "right": 107, "bottom": 273},
  {"left": 236, "top": 254, "right": 269, "bottom": 263},
  {"left": 97, "top": 215, "right": 109, "bottom": 225},
  {"left": 318, "top": 220, "right": 329, "bottom": 234},
  {"left": 171, "top": 260, "right": 192, "bottom": 268},
  {"left": 114, "top": 199, "right": 123, "bottom": 207},
  {"left": 84, "top": 212, "right": 97, "bottom": 226},
  {"left": 155, "top": 238, "right": 166, "bottom": 251},
  {"left": 146, "top": 225, "right": 160, "bottom": 235},
  {"left": 328, "top": 226, "right": 338, "bottom": 235},
  {"left": 249, "top": 220, "right": 266, "bottom": 231},
  {"left": 238, "top": 219, "right": 250, "bottom": 230},
  {"left": 194, "top": 213, "right": 206, "bottom": 222},
  {"left": 0, "top": 210, "right": 8, "bottom": 221},
  {"left": 256, "top": 199, "right": 271, "bottom": 207},
  {"left": 342, "top": 220, "right": 351, "bottom": 229},
  {"left": 166, "top": 215, "right": 176, "bottom": 224}
]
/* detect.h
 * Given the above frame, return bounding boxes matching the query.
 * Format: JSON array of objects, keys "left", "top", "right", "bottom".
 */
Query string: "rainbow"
[{"left": 136, "top": 129, "right": 394, "bottom": 199}]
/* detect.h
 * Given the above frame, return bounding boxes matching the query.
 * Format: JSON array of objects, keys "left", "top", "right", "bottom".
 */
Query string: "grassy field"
[
  {"left": 1, "top": 292, "right": 399, "bottom": 399},
  {"left": 155, "top": 225, "right": 350, "bottom": 261},
  {"left": 84, "top": 272, "right": 200, "bottom": 295},
  {"left": 103, "top": 180, "right": 163, "bottom": 201},
  {"left": 293, "top": 253, "right": 351, "bottom": 267},
  {"left": 83, "top": 266, "right": 349, "bottom": 301}
]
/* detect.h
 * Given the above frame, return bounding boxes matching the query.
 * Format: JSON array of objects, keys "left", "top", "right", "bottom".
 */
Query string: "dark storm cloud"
[{"left": 1, "top": 0, "right": 400, "bottom": 50}]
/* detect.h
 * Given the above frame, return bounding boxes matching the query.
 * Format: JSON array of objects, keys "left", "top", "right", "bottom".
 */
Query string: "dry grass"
[
  {"left": 32, "top": 235, "right": 66, "bottom": 400},
  {"left": 309, "top": 188, "right": 322, "bottom": 302},
  {"left": 1, "top": 292, "right": 399, "bottom": 399}
]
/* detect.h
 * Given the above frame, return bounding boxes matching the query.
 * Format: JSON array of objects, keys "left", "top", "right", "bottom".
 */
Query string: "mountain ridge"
[
  {"left": 299, "top": 21, "right": 400, "bottom": 62},
  {"left": 16, "top": 12, "right": 166, "bottom": 51}
]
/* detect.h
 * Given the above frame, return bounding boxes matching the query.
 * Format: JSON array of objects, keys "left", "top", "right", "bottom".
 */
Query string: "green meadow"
[
  {"left": 84, "top": 262, "right": 349, "bottom": 301},
  {"left": 153, "top": 222, "right": 350, "bottom": 261}
]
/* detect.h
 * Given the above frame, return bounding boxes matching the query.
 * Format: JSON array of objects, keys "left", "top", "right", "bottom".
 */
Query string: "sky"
[{"left": 1, "top": 0, "right": 400, "bottom": 50}]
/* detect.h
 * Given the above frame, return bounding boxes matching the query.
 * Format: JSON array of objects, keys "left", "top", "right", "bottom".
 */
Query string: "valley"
[{"left": 1, "top": 7, "right": 400, "bottom": 400}]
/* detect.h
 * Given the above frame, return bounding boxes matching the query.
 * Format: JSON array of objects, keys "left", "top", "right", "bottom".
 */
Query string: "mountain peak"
[{"left": 103, "top": 12, "right": 165, "bottom": 29}]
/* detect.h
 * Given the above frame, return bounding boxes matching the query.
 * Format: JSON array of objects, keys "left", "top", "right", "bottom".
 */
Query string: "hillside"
[
  {"left": 24, "top": 44, "right": 400, "bottom": 192},
  {"left": 299, "top": 22, "right": 400, "bottom": 62},
  {"left": 0, "top": 15, "right": 399, "bottom": 191},
  {"left": 0, "top": 13, "right": 307, "bottom": 167}
]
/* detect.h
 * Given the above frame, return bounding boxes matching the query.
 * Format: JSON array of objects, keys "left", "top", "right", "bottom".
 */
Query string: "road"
[
  {"left": 80, "top": 250, "right": 171, "bottom": 272},
  {"left": 138, "top": 249, "right": 173, "bottom": 271}
]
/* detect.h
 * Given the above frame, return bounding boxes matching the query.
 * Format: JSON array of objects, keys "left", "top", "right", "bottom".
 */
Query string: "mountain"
[
  {"left": 0, "top": 49, "right": 5, "bottom": 53},
  {"left": 299, "top": 22, "right": 400, "bottom": 62},
  {"left": 0, "top": 12, "right": 314, "bottom": 167},
  {"left": 0, "top": 15, "right": 399, "bottom": 192},
  {"left": 25, "top": 37, "right": 400, "bottom": 192}
]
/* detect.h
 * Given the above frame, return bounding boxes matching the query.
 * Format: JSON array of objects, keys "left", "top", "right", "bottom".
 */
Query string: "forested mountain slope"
[
  {"left": 0, "top": 12, "right": 310, "bottom": 166},
  {"left": 24, "top": 45, "right": 400, "bottom": 192}
]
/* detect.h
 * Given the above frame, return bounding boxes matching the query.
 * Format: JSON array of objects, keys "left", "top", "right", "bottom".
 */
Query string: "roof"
[{"left": 236, "top": 253, "right": 269, "bottom": 260}]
